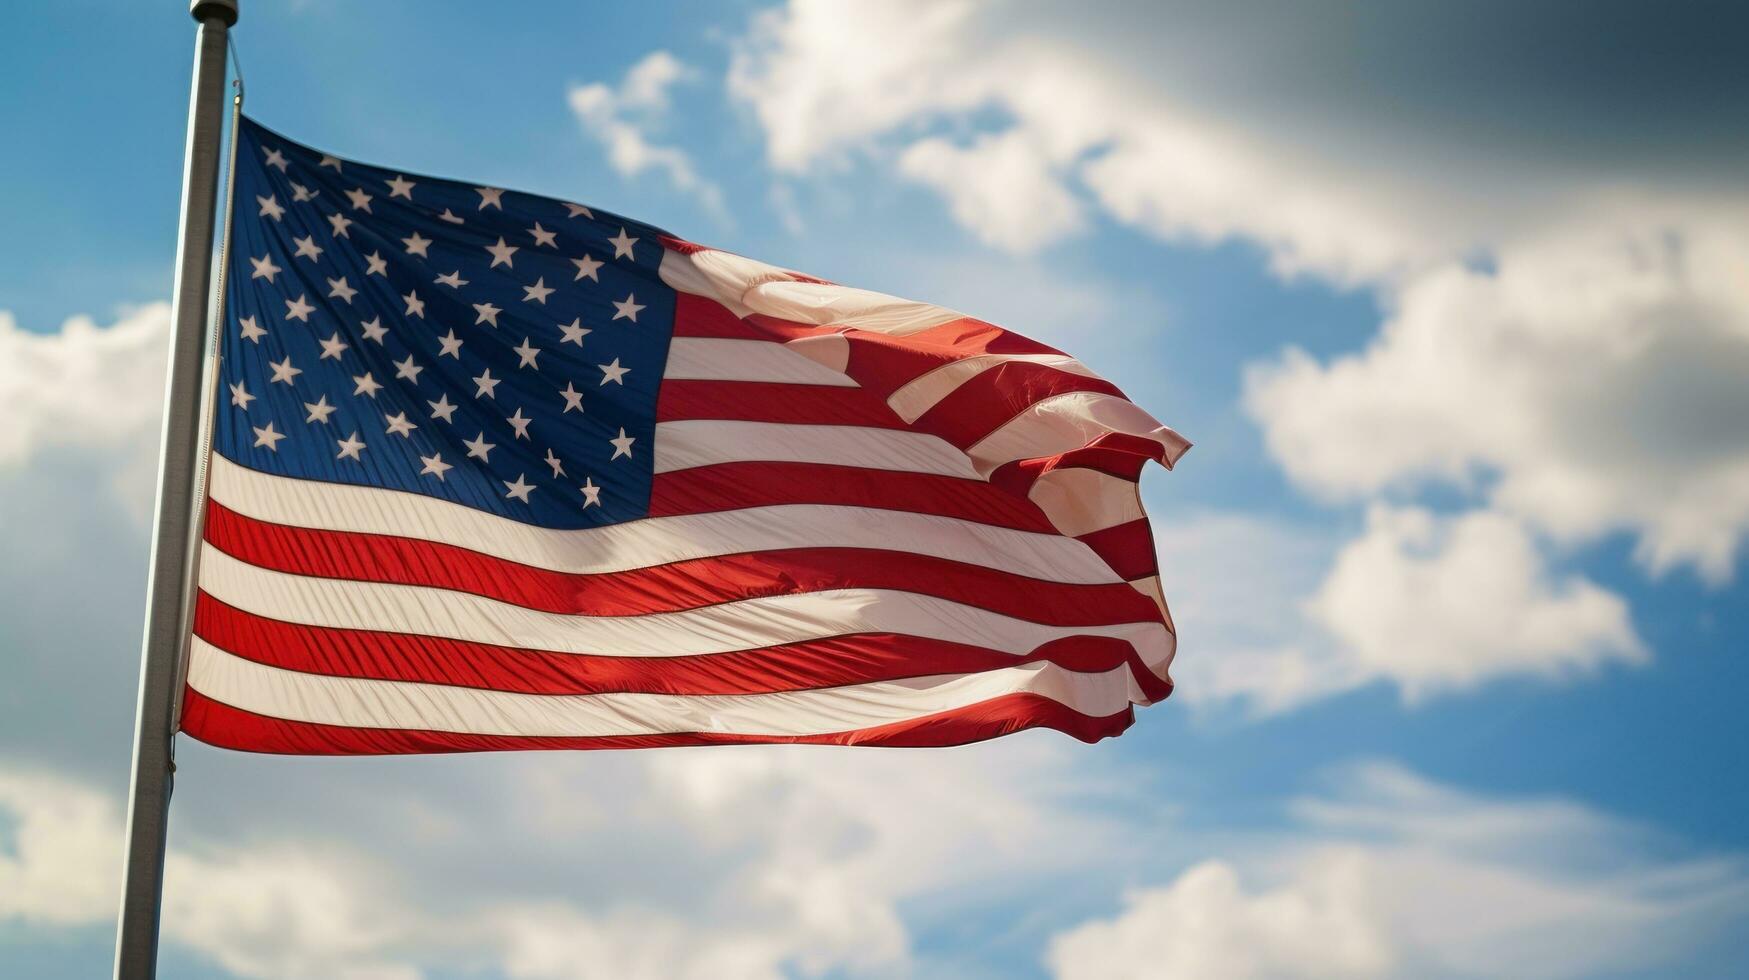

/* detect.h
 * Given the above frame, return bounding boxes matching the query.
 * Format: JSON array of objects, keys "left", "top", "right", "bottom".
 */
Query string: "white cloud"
[
  {"left": 1157, "top": 507, "right": 1642, "bottom": 714},
  {"left": 724, "top": 0, "right": 1619, "bottom": 279},
  {"left": 568, "top": 52, "right": 727, "bottom": 222},
  {"left": 472, "top": 742, "right": 1136, "bottom": 978},
  {"left": 899, "top": 130, "right": 1084, "bottom": 252},
  {"left": 0, "top": 764, "right": 122, "bottom": 926},
  {"left": 729, "top": 1, "right": 988, "bottom": 174},
  {"left": 162, "top": 845, "right": 421, "bottom": 980},
  {"left": 1305, "top": 506, "right": 1645, "bottom": 701},
  {"left": 1046, "top": 762, "right": 1748, "bottom": 979},
  {"left": 0, "top": 761, "right": 419, "bottom": 980},
  {"left": 1050, "top": 859, "right": 1392, "bottom": 980},
  {"left": 0, "top": 306, "right": 178, "bottom": 767},
  {"left": 1246, "top": 220, "right": 1749, "bottom": 584},
  {"left": 0, "top": 304, "right": 170, "bottom": 516},
  {"left": 2, "top": 738, "right": 1144, "bottom": 980}
]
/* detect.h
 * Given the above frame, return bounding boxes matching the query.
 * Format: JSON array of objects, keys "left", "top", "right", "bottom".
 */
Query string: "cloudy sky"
[{"left": 4, "top": 1, "right": 1748, "bottom": 977}]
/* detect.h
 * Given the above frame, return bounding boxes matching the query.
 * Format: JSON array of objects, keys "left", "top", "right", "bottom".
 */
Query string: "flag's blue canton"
[{"left": 218, "top": 117, "right": 676, "bottom": 528}]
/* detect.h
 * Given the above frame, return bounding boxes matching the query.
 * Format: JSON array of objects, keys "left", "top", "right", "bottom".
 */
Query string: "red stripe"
[
  {"left": 649, "top": 461, "right": 1056, "bottom": 531},
  {"left": 204, "top": 502, "right": 1162, "bottom": 625},
  {"left": 657, "top": 379, "right": 905, "bottom": 428},
  {"left": 1075, "top": 519, "right": 1160, "bottom": 583},
  {"left": 914, "top": 361, "right": 1125, "bottom": 449},
  {"left": 672, "top": 293, "right": 815, "bottom": 340},
  {"left": 193, "top": 595, "right": 1173, "bottom": 701},
  {"left": 988, "top": 434, "right": 1175, "bottom": 497},
  {"left": 179, "top": 687, "right": 1137, "bottom": 755}
]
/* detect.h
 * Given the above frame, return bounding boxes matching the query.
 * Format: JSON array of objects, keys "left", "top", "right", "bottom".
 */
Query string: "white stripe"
[
  {"left": 1128, "top": 575, "right": 1170, "bottom": 617},
  {"left": 653, "top": 420, "right": 980, "bottom": 479},
  {"left": 199, "top": 545, "right": 1166, "bottom": 657},
  {"left": 660, "top": 248, "right": 961, "bottom": 336},
  {"left": 968, "top": 391, "right": 1192, "bottom": 475},
  {"left": 1027, "top": 467, "right": 1144, "bottom": 537},
  {"left": 666, "top": 338, "right": 856, "bottom": 387},
  {"left": 208, "top": 455, "right": 1116, "bottom": 584},
  {"left": 888, "top": 353, "right": 1094, "bottom": 423},
  {"left": 188, "top": 638, "right": 1150, "bottom": 738}
]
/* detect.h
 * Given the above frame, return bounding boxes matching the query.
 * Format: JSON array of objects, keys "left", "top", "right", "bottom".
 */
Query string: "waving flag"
[{"left": 179, "top": 116, "right": 1190, "bottom": 754}]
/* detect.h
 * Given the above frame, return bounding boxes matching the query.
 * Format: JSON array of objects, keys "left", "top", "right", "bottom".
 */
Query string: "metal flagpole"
[{"left": 113, "top": 2, "right": 239, "bottom": 977}]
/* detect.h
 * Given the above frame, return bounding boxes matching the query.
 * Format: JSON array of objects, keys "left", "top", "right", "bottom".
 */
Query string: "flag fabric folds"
[{"left": 178, "top": 116, "right": 1190, "bottom": 754}]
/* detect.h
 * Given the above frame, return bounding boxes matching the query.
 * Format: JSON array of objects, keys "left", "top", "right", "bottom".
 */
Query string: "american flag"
[{"left": 179, "top": 116, "right": 1190, "bottom": 754}]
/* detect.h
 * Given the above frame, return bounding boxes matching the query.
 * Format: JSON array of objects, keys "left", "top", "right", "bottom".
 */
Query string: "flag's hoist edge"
[{"left": 180, "top": 117, "right": 1191, "bottom": 754}]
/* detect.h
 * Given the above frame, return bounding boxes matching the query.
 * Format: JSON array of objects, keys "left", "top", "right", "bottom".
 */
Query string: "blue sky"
[{"left": 3, "top": 2, "right": 1748, "bottom": 978}]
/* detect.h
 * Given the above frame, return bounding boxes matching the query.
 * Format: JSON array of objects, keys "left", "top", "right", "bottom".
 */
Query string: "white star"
[
  {"left": 612, "top": 294, "right": 645, "bottom": 322},
  {"left": 436, "top": 329, "right": 464, "bottom": 358},
  {"left": 522, "top": 277, "right": 554, "bottom": 304},
  {"left": 435, "top": 270, "right": 469, "bottom": 289},
  {"left": 268, "top": 355, "right": 302, "bottom": 385},
  {"left": 228, "top": 380, "right": 255, "bottom": 409},
  {"left": 263, "top": 146, "right": 289, "bottom": 171},
  {"left": 506, "top": 407, "right": 532, "bottom": 440},
  {"left": 438, "top": 209, "right": 464, "bottom": 225},
  {"left": 353, "top": 372, "right": 383, "bottom": 397},
  {"left": 364, "top": 251, "right": 389, "bottom": 277},
  {"left": 319, "top": 332, "right": 349, "bottom": 360},
  {"left": 304, "top": 395, "right": 337, "bottom": 424},
  {"left": 609, "top": 427, "right": 635, "bottom": 460},
  {"left": 326, "top": 276, "right": 357, "bottom": 303},
  {"left": 513, "top": 337, "right": 541, "bottom": 368},
  {"left": 393, "top": 354, "right": 424, "bottom": 383},
  {"left": 238, "top": 315, "right": 266, "bottom": 343},
  {"left": 284, "top": 294, "right": 314, "bottom": 322},
  {"left": 319, "top": 154, "right": 343, "bottom": 171},
  {"left": 335, "top": 431, "right": 366, "bottom": 460},
  {"left": 473, "top": 368, "right": 500, "bottom": 399},
  {"left": 570, "top": 254, "right": 603, "bottom": 282},
  {"left": 345, "top": 187, "right": 374, "bottom": 212},
  {"left": 249, "top": 254, "right": 281, "bottom": 282},
  {"left": 463, "top": 432, "right": 495, "bottom": 461},
  {"left": 476, "top": 186, "right": 505, "bottom": 210},
  {"left": 290, "top": 181, "right": 317, "bottom": 202},
  {"left": 608, "top": 227, "right": 638, "bottom": 259},
  {"left": 257, "top": 194, "right": 285, "bottom": 221},
  {"left": 486, "top": 237, "right": 519, "bottom": 268},
  {"left": 420, "top": 453, "right": 453, "bottom": 480},
  {"left": 252, "top": 421, "right": 286, "bottom": 451},
  {"left": 402, "top": 231, "right": 432, "bottom": 257},
  {"left": 503, "top": 473, "right": 534, "bottom": 502},
  {"left": 558, "top": 318, "right": 591, "bottom": 346},
  {"left": 428, "top": 393, "right": 459, "bottom": 422},
  {"left": 528, "top": 222, "right": 557, "bottom": 248},
  {"left": 384, "top": 411, "right": 418, "bottom": 438},
  {"left": 578, "top": 477, "right": 601, "bottom": 508},
  {"left": 598, "top": 357, "right": 630, "bottom": 385},
  {"left": 386, "top": 174, "right": 416, "bottom": 199},
  {"left": 359, "top": 316, "right": 388, "bottom": 344},
  {"left": 559, "top": 381, "right": 584, "bottom": 413},
  {"left": 403, "top": 290, "right": 425, "bottom": 318},
  {"left": 293, "top": 235, "right": 323, "bottom": 262},
  {"left": 473, "top": 302, "right": 502, "bottom": 327},
  {"left": 544, "top": 448, "right": 565, "bottom": 478},
  {"left": 564, "top": 202, "right": 593, "bottom": 219},
  {"left": 327, "top": 212, "right": 353, "bottom": 238}
]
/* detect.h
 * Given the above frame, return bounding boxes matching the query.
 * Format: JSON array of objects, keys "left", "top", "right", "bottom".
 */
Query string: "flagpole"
[{"left": 113, "top": 2, "right": 238, "bottom": 978}]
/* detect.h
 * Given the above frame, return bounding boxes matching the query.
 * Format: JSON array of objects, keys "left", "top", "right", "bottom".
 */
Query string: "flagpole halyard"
[{"left": 114, "top": 2, "right": 238, "bottom": 977}]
